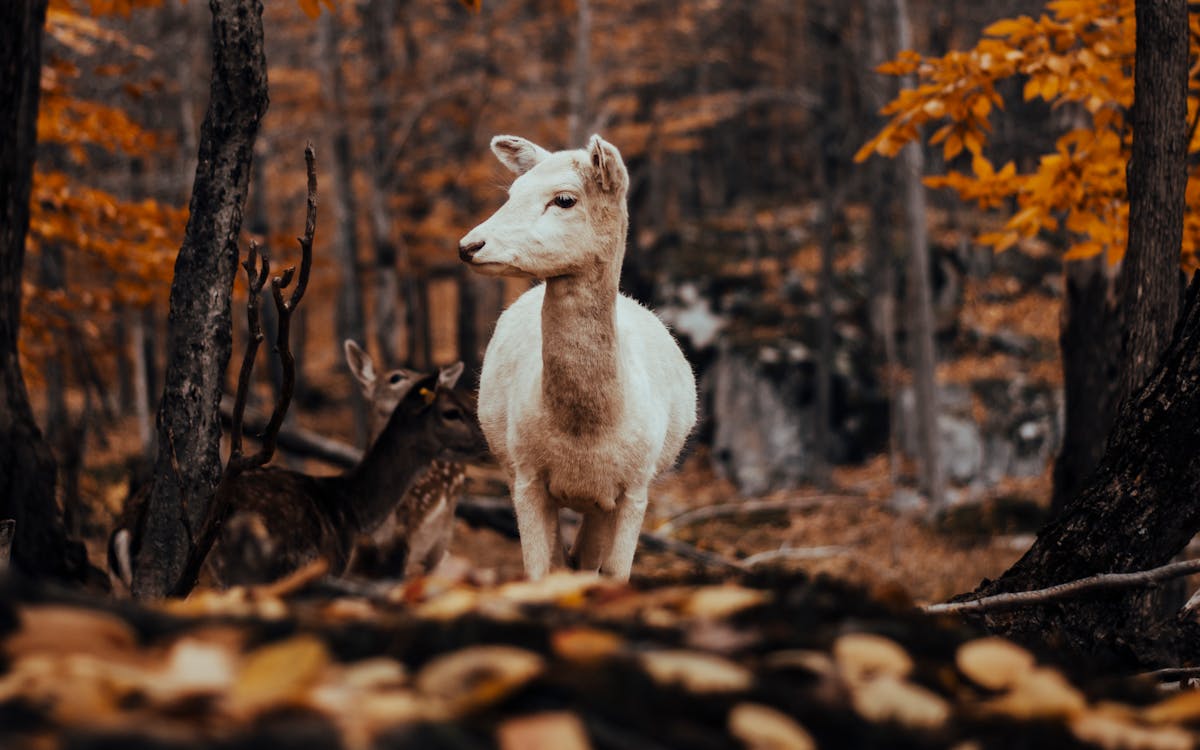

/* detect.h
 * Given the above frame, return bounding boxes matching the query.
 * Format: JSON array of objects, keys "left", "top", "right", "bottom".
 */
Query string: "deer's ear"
[
  {"left": 343, "top": 339, "right": 376, "bottom": 389},
  {"left": 491, "top": 135, "right": 550, "bottom": 175},
  {"left": 586, "top": 134, "right": 628, "bottom": 194},
  {"left": 404, "top": 372, "right": 441, "bottom": 412},
  {"left": 438, "top": 361, "right": 465, "bottom": 390}
]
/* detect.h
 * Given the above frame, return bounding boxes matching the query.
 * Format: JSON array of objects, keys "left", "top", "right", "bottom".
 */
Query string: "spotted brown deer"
[
  {"left": 208, "top": 370, "right": 486, "bottom": 586},
  {"left": 342, "top": 339, "right": 469, "bottom": 578}
]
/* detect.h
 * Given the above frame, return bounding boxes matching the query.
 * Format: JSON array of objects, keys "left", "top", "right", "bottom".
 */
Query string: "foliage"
[{"left": 857, "top": 0, "right": 1200, "bottom": 270}]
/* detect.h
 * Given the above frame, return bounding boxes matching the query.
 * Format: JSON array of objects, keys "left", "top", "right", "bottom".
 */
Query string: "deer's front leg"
[
  {"left": 512, "top": 473, "right": 562, "bottom": 580},
  {"left": 601, "top": 485, "right": 649, "bottom": 581}
]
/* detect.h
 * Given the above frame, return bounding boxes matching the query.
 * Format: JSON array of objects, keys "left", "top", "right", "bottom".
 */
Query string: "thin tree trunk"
[
  {"left": 0, "top": 0, "right": 88, "bottom": 583},
  {"left": 863, "top": 0, "right": 902, "bottom": 484},
  {"left": 128, "top": 307, "right": 153, "bottom": 457},
  {"left": 1052, "top": 259, "right": 1121, "bottom": 514},
  {"left": 318, "top": 10, "right": 368, "bottom": 442},
  {"left": 567, "top": 0, "right": 591, "bottom": 147},
  {"left": 132, "top": 0, "right": 268, "bottom": 598},
  {"left": 895, "top": 0, "right": 943, "bottom": 510},
  {"left": 362, "top": 0, "right": 403, "bottom": 368}
]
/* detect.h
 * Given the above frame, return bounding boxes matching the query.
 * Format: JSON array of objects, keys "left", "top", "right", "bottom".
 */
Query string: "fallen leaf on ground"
[
  {"left": 729, "top": 702, "right": 816, "bottom": 750},
  {"left": 639, "top": 649, "right": 754, "bottom": 693},
  {"left": 416, "top": 645, "right": 544, "bottom": 715},
  {"left": 496, "top": 711, "right": 592, "bottom": 750}
]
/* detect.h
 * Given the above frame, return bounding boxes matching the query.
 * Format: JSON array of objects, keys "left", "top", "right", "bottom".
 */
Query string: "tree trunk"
[
  {"left": 863, "top": 0, "right": 902, "bottom": 484},
  {"left": 1052, "top": 259, "right": 1121, "bottom": 514},
  {"left": 0, "top": 0, "right": 89, "bottom": 583},
  {"left": 567, "top": 0, "right": 591, "bottom": 147},
  {"left": 895, "top": 0, "right": 943, "bottom": 510},
  {"left": 970, "top": 0, "right": 1191, "bottom": 668},
  {"left": 317, "top": 10, "right": 368, "bottom": 442},
  {"left": 1117, "top": 0, "right": 1188, "bottom": 405},
  {"left": 132, "top": 0, "right": 268, "bottom": 598},
  {"left": 362, "top": 0, "right": 403, "bottom": 369}
]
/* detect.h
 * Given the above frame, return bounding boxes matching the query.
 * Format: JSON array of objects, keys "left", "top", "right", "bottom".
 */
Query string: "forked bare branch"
[{"left": 168, "top": 145, "right": 317, "bottom": 597}]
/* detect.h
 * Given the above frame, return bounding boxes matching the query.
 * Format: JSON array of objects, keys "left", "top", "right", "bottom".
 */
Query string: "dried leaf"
[
  {"left": 1070, "top": 711, "right": 1193, "bottom": 750},
  {"left": 416, "top": 646, "right": 544, "bottom": 714},
  {"left": 228, "top": 635, "right": 330, "bottom": 716},
  {"left": 6, "top": 605, "right": 137, "bottom": 661},
  {"left": 415, "top": 588, "right": 478, "bottom": 620},
  {"left": 551, "top": 627, "right": 624, "bottom": 664},
  {"left": 729, "top": 703, "right": 816, "bottom": 750},
  {"left": 684, "top": 585, "right": 770, "bottom": 620},
  {"left": 956, "top": 637, "right": 1035, "bottom": 690},
  {"left": 639, "top": 650, "right": 753, "bottom": 694},
  {"left": 497, "top": 711, "right": 592, "bottom": 750},
  {"left": 983, "top": 667, "right": 1087, "bottom": 720},
  {"left": 146, "top": 638, "right": 237, "bottom": 705},
  {"left": 833, "top": 633, "right": 913, "bottom": 684},
  {"left": 498, "top": 571, "right": 609, "bottom": 606},
  {"left": 1143, "top": 690, "right": 1200, "bottom": 725},
  {"left": 850, "top": 675, "right": 951, "bottom": 730}
]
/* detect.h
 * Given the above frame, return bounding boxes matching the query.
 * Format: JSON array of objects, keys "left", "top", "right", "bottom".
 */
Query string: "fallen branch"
[
  {"left": 923, "top": 558, "right": 1200, "bottom": 616},
  {"left": 637, "top": 530, "right": 746, "bottom": 572},
  {"left": 741, "top": 545, "right": 852, "bottom": 568},
  {"left": 1141, "top": 666, "right": 1200, "bottom": 684},
  {"left": 220, "top": 398, "right": 362, "bottom": 468},
  {"left": 655, "top": 496, "right": 864, "bottom": 536}
]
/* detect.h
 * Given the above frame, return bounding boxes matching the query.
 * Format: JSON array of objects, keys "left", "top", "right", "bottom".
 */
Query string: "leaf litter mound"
[{"left": 2, "top": 566, "right": 1199, "bottom": 750}]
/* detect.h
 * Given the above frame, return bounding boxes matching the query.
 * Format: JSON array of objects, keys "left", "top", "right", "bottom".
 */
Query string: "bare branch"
[
  {"left": 741, "top": 545, "right": 852, "bottom": 568},
  {"left": 240, "top": 143, "right": 316, "bottom": 470},
  {"left": 229, "top": 239, "right": 269, "bottom": 466},
  {"left": 637, "top": 529, "right": 747, "bottom": 573},
  {"left": 655, "top": 496, "right": 864, "bottom": 536},
  {"left": 923, "top": 558, "right": 1200, "bottom": 616}
]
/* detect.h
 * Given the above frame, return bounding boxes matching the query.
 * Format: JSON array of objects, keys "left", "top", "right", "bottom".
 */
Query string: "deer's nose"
[{"left": 459, "top": 240, "right": 485, "bottom": 262}]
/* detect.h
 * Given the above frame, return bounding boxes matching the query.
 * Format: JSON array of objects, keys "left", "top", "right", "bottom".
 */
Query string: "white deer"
[{"left": 458, "top": 134, "right": 696, "bottom": 581}]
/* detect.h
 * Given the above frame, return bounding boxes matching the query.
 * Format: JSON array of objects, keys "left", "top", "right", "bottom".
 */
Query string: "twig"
[
  {"left": 1141, "top": 666, "right": 1200, "bottom": 683},
  {"left": 253, "top": 557, "right": 329, "bottom": 600},
  {"left": 923, "top": 558, "right": 1200, "bottom": 616},
  {"left": 637, "top": 530, "right": 747, "bottom": 573},
  {"left": 655, "top": 496, "right": 864, "bottom": 536},
  {"left": 741, "top": 545, "right": 852, "bottom": 568}
]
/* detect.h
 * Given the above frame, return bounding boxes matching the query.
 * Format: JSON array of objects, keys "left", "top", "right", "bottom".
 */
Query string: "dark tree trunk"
[
  {"left": 1117, "top": 0, "right": 1188, "bottom": 405},
  {"left": 971, "top": 0, "right": 1191, "bottom": 668},
  {"left": 1052, "top": 259, "right": 1121, "bottom": 514},
  {"left": 132, "top": 0, "right": 268, "bottom": 598},
  {"left": 0, "top": 0, "right": 88, "bottom": 583}
]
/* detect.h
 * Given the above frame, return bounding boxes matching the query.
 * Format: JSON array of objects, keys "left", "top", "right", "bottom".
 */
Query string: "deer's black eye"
[
  {"left": 388, "top": 373, "right": 404, "bottom": 385},
  {"left": 443, "top": 408, "right": 463, "bottom": 421},
  {"left": 553, "top": 194, "right": 577, "bottom": 209}
]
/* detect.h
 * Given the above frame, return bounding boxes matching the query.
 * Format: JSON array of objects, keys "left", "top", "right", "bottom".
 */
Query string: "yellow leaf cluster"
[{"left": 858, "top": 0, "right": 1200, "bottom": 268}]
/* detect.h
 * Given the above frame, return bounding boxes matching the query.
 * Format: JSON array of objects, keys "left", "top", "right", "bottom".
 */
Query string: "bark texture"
[
  {"left": 132, "top": 0, "right": 268, "bottom": 598},
  {"left": 0, "top": 0, "right": 89, "bottom": 583},
  {"left": 1118, "top": 0, "right": 1188, "bottom": 404},
  {"left": 974, "top": 277, "right": 1200, "bottom": 667}
]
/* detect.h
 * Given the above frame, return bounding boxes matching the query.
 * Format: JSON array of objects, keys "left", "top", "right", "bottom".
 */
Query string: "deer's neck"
[
  {"left": 541, "top": 263, "right": 622, "bottom": 435},
  {"left": 334, "top": 423, "right": 436, "bottom": 534}
]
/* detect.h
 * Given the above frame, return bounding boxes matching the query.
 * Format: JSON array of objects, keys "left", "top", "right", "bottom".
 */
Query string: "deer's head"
[
  {"left": 458, "top": 134, "right": 629, "bottom": 279},
  {"left": 376, "top": 369, "right": 488, "bottom": 463},
  {"left": 344, "top": 340, "right": 465, "bottom": 440}
]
